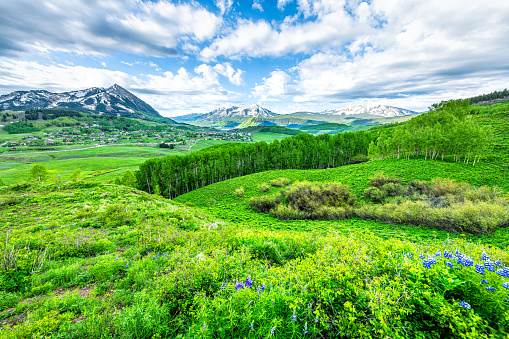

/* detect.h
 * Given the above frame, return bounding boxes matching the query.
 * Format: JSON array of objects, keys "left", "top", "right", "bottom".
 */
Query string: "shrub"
[
  {"left": 382, "top": 182, "right": 409, "bottom": 197},
  {"left": 283, "top": 181, "right": 356, "bottom": 212},
  {"left": 98, "top": 204, "right": 133, "bottom": 227},
  {"left": 233, "top": 186, "right": 244, "bottom": 197},
  {"left": 363, "top": 186, "right": 386, "bottom": 203},
  {"left": 258, "top": 182, "right": 270, "bottom": 192},
  {"left": 269, "top": 204, "right": 308, "bottom": 220},
  {"left": 248, "top": 193, "right": 281, "bottom": 213},
  {"left": 368, "top": 172, "right": 401, "bottom": 188},
  {"left": 269, "top": 177, "right": 291, "bottom": 187},
  {"left": 350, "top": 153, "right": 368, "bottom": 163},
  {"left": 309, "top": 205, "right": 353, "bottom": 220}
]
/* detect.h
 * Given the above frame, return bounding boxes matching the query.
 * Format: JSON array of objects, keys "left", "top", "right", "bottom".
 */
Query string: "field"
[{"left": 1, "top": 101, "right": 509, "bottom": 338}]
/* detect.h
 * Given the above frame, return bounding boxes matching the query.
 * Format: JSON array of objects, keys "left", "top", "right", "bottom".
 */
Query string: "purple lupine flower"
[
  {"left": 481, "top": 251, "right": 490, "bottom": 261},
  {"left": 270, "top": 327, "right": 276, "bottom": 336},
  {"left": 302, "top": 323, "right": 308, "bottom": 335},
  {"left": 202, "top": 322, "right": 206, "bottom": 330},
  {"left": 261, "top": 283, "right": 267, "bottom": 291},
  {"left": 484, "top": 260, "right": 495, "bottom": 272},
  {"left": 220, "top": 282, "right": 228, "bottom": 289},
  {"left": 480, "top": 279, "right": 489, "bottom": 284},
  {"left": 249, "top": 321, "right": 254, "bottom": 330},
  {"left": 291, "top": 313, "right": 297, "bottom": 322},
  {"left": 245, "top": 276, "right": 253, "bottom": 288},
  {"left": 434, "top": 250, "right": 441, "bottom": 257},
  {"left": 444, "top": 250, "right": 453, "bottom": 259},
  {"left": 495, "top": 259, "right": 502, "bottom": 267},
  {"left": 235, "top": 282, "right": 245, "bottom": 290},
  {"left": 502, "top": 282, "right": 509, "bottom": 289},
  {"left": 446, "top": 262, "right": 454, "bottom": 268},
  {"left": 475, "top": 264, "right": 485, "bottom": 275},
  {"left": 458, "top": 301, "right": 471, "bottom": 309},
  {"left": 419, "top": 253, "right": 425, "bottom": 260},
  {"left": 486, "top": 286, "right": 496, "bottom": 291}
]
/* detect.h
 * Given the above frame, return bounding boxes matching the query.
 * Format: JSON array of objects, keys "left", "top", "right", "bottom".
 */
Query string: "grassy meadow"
[{"left": 1, "top": 100, "right": 509, "bottom": 338}]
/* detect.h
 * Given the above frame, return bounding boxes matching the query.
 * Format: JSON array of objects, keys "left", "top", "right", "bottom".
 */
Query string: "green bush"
[
  {"left": 233, "top": 186, "right": 244, "bottom": 197},
  {"left": 363, "top": 186, "right": 386, "bottom": 203},
  {"left": 368, "top": 172, "right": 401, "bottom": 188},
  {"left": 258, "top": 182, "right": 270, "bottom": 192},
  {"left": 248, "top": 193, "right": 281, "bottom": 213},
  {"left": 283, "top": 181, "right": 356, "bottom": 212},
  {"left": 269, "top": 177, "right": 291, "bottom": 187}
]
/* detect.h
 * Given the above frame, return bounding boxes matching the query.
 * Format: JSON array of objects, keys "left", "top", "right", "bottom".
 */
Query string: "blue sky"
[{"left": 0, "top": 0, "right": 508, "bottom": 117}]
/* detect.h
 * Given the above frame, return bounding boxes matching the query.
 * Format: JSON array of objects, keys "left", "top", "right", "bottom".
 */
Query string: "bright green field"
[{"left": 175, "top": 158, "right": 509, "bottom": 248}]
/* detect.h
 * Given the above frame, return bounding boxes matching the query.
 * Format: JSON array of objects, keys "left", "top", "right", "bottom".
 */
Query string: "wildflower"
[
  {"left": 458, "top": 256, "right": 473, "bottom": 267},
  {"left": 497, "top": 267, "right": 509, "bottom": 277},
  {"left": 247, "top": 300, "right": 253, "bottom": 306},
  {"left": 261, "top": 283, "right": 267, "bottom": 291},
  {"left": 270, "top": 327, "right": 276, "bottom": 336},
  {"left": 484, "top": 260, "right": 495, "bottom": 272},
  {"left": 245, "top": 276, "right": 253, "bottom": 288},
  {"left": 444, "top": 250, "right": 453, "bottom": 259},
  {"left": 249, "top": 321, "right": 254, "bottom": 330},
  {"left": 480, "top": 279, "right": 488, "bottom": 284},
  {"left": 235, "top": 282, "right": 244, "bottom": 290},
  {"left": 157, "top": 253, "right": 160, "bottom": 259},
  {"left": 458, "top": 301, "right": 471, "bottom": 309},
  {"left": 502, "top": 282, "right": 509, "bottom": 289},
  {"left": 434, "top": 250, "right": 441, "bottom": 257},
  {"left": 481, "top": 251, "right": 490, "bottom": 261},
  {"left": 419, "top": 253, "right": 425, "bottom": 260},
  {"left": 220, "top": 282, "right": 228, "bottom": 289},
  {"left": 486, "top": 287, "right": 496, "bottom": 291},
  {"left": 495, "top": 259, "right": 502, "bottom": 267},
  {"left": 475, "top": 264, "right": 485, "bottom": 275},
  {"left": 423, "top": 257, "right": 436, "bottom": 269},
  {"left": 126, "top": 262, "right": 129, "bottom": 268},
  {"left": 445, "top": 262, "right": 454, "bottom": 268},
  {"left": 291, "top": 313, "right": 297, "bottom": 322},
  {"left": 302, "top": 323, "right": 308, "bottom": 335},
  {"left": 314, "top": 317, "right": 319, "bottom": 323},
  {"left": 202, "top": 322, "right": 206, "bottom": 330}
]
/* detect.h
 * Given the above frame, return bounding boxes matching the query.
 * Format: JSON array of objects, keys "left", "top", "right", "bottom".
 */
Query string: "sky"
[{"left": 0, "top": 0, "right": 508, "bottom": 117}]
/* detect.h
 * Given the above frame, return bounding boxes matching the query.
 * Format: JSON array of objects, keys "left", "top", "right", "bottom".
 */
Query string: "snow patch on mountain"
[{"left": 321, "top": 105, "right": 416, "bottom": 117}]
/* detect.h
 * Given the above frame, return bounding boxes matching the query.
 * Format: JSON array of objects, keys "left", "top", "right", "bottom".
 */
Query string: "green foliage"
[
  {"left": 30, "top": 164, "right": 48, "bottom": 182},
  {"left": 257, "top": 182, "right": 270, "bottom": 192},
  {"left": 3, "top": 121, "right": 40, "bottom": 134},
  {"left": 248, "top": 193, "right": 281, "bottom": 213},
  {"left": 269, "top": 177, "right": 291, "bottom": 187},
  {"left": 233, "top": 186, "right": 245, "bottom": 197},
  {"left": 70, "top": 169, "right": 82, "bottom": 182}
]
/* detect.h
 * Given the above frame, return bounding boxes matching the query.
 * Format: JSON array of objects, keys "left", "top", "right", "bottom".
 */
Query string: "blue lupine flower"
[
  {"left": 455, "top": 249, "right": 462, "bottom": 257},
  {"left": 249, "top": 321, "right": 254, "bottom": 330},
  {"left": 446, "top": 262, "right": 454, "bottom": 268},
  {"left": 245, "top": 276, "right": 253, "bottom": 288},
  {"left": 497, "top": 267, "right": 509, "bottom": 277},
  {"left": 486, "top": 287, "right": 496, "bottom": 291},
  {"left": 270, "top": 327, "right": 276, "bottom": 336},
  {"left": 458, "top": 301, "right": 471, "bottom": 309},
  {"left": 475, "top": 264, "right": 485, "bottom": 275},
  {"left": 314, "top": 317, "right": 319, "bottom": 323},
  {"left": 126, "top": 262, "right": 129, "bottom": 268},
  {"left": 291, "top": 313, "right": 297, "bottom": 322},
  {"left": 302, "top": 323, "right": 308, "bottom": 335},
  {"left": 248, "top": 300, "right": 253, "bottom": 306},
  {"left": 480, "top": 279, "right": 489, "bottom": 284},
  {"left": 444, "top": 250, "right": 453, "bottom": 259},
  {"left": 423, "top": 260, "right": 433, "bottom": 269},
  {"left": 202, "top": 322, "right": 206, "bottom": 330},
  {"left": 220, "top": 282, "right": 228, "bottom": 289},
  {"left": 502, "top": 282, "right": 509, "bottom": 289},
  {"left": 419, "top": 253, "right": 425, "bottom": 260},
  {"left": 157, "top": 253, "right": 160, "bottom": 259},
  {"left": 261, "top": 283, "right": 267, "bottom": 291},
  {"left": 481, "top": 251, "right": 490, "bottom": 261},
  {"left": 434, "top": 250, "right": 441, "bottom": 257},
  {"left": 495, "top": 259, "right": 502, "bottom": 267},
  {"left": 235, "top": 282, "right": 244, "bottom": 290},
  {"left": 458, "top": 256, "right": 473, "bottom": 267},
  {"left": 484, "top": 260, "right": 495, "bottom": 272}
]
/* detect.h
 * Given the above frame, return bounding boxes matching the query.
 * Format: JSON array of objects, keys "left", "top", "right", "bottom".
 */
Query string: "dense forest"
[
  {"left": 368, "top": 100, "right": 493, "bottom": 164},
  {"left": 470, "top": 89, "right": 509, "bottom": 104},
  {"left": 136, "top": 131, "right": 373, "bottom": 198},
  {"left": 3, "top": 121, "right": 40, "bottom": 134}
]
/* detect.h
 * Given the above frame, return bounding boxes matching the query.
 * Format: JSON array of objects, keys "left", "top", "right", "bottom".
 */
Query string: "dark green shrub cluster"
[
  {"left": 269, "top": 177, "right": 291, "bottom": 187},
  {"left": 248, "top": 193, "right": 281, "bottom": 213}
]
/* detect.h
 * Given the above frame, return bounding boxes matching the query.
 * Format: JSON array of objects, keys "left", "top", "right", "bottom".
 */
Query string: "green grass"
[
  {"left": 174, "top": 158, "right": 509, "bottom": 248},
  {"left": 252, "top": 132, "right": 296, "bottom": 142},
  {"left": 190, "top": 139, "right": 236, "bottom": 152}
]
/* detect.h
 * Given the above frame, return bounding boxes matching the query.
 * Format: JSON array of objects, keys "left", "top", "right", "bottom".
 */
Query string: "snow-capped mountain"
[
  {"left": 202, "top": 104, "right": 278, "bottom": 119},
  {"left": 0, "top": 84, "right": 161, "bottom": 118},
  {"left": 321, "top": 105, "right": 416, "bottom": 117},
  {"left": 173, "top": 104, "right": 278, "bottom": 127}
]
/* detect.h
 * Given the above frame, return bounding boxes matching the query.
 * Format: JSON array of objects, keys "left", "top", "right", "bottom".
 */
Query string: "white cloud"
[
  {"left": 252, "top": 71, "right": 292, "bottom": 101},
  {"left": 213, "top": 63, "right": 245, "bottom": 86},
  {"left": 101, "top": 62, "right": 107, "bottom": 67},
  {"left": 277, "top": 0, "right": 294, "bottom": 10},
  {"left": 149, "top": 62, "right": 162, "bottom": 71},
  {"left": 0, "top": 0, "right": 222, "bottom": 57},
  {"left": 0, "top": 59, "right": 244, "bottom": 116},
  {"left": 121, "top": 61, "right": 134, "bottom": 66},
  {"left": 252, "top": 0, "right": 264, "bottom": 12},
  {"left": 215, "top": 0, "right": 233, "bottom": 15}
]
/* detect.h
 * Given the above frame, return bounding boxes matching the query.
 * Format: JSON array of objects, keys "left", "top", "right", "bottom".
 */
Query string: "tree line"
[
  {"left": 470, "top": 89, "right": 509, "bottom": 104},
  {"left": 368, "top": 100, "right": 493, "bottom": 165},
  {"left": 136, "top": 132, "right": 374, "bottom": 199}
]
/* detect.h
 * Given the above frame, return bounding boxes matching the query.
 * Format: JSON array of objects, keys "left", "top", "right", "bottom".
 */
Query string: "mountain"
[
  {"left": 0, "top": 84, "right": 161, "bottom": 119},
  {"left": 175, "top": 104, "right": 278, "bottom": 128},
  {"left": 320, "top": 104, "right": 416, "bottom": 117}
]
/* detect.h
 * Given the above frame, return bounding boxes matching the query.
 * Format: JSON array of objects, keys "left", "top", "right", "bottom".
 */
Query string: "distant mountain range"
[
  {"left": 174, "top": 104, "right": 419, "bottom": 129},
  {"left": 0, "top": 84, "right": 161, "bottom": 119}
]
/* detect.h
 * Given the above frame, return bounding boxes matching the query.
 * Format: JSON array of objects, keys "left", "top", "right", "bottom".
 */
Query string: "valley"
[{"left": 1, "top": 93, "right": 509, "bottom": 338}]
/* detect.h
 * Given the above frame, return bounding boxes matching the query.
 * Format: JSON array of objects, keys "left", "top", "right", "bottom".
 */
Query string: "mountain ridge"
[{"left": 0, "top": 84, "right": 161, "bottom": 119}]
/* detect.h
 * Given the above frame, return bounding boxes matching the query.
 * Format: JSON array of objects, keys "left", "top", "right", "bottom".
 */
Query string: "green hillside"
[{"left": 2, "top": 99, "right": 509, "bottom": 338}]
